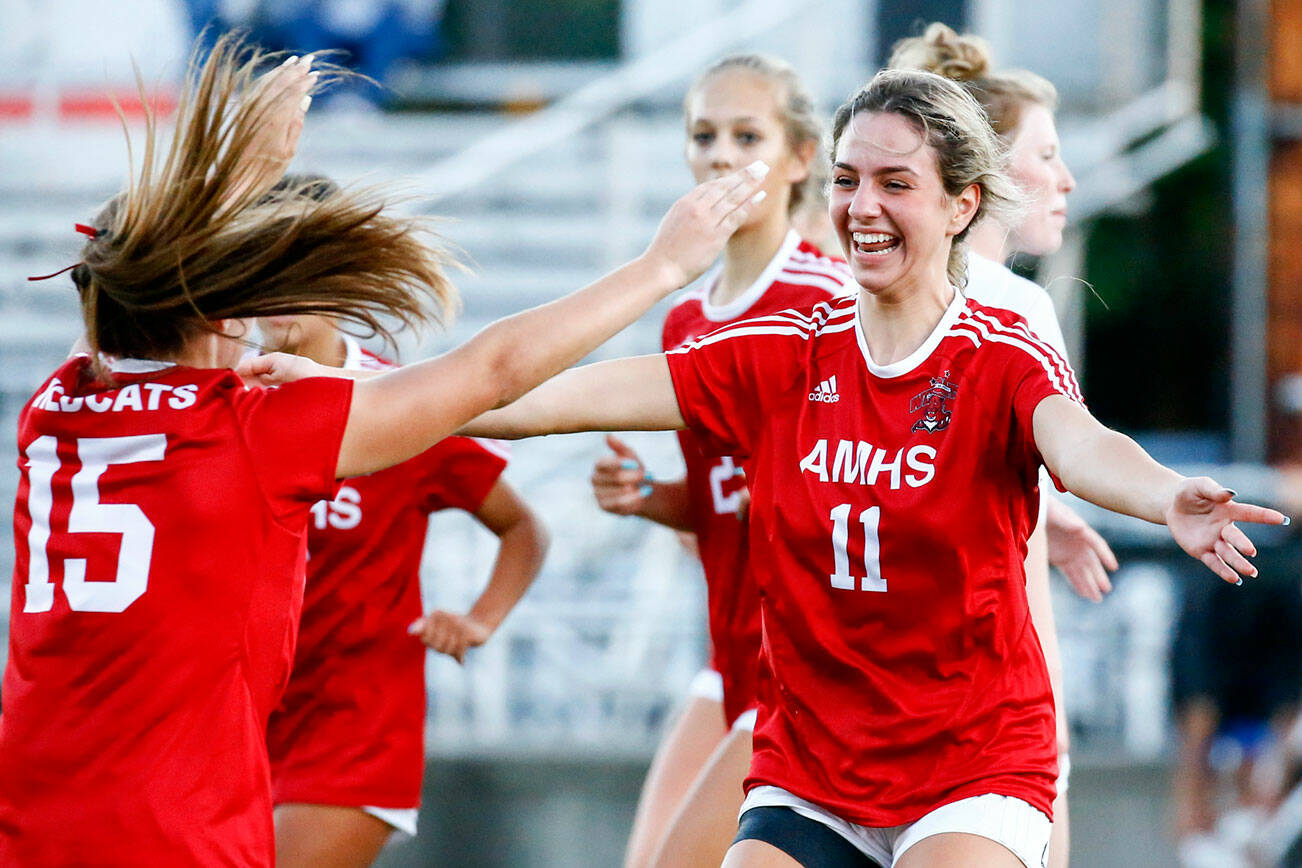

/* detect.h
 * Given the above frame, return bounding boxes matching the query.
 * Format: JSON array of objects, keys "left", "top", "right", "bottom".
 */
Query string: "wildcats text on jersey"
[{"left": 30, "top": 380, "right": 199, "bottom": 413}]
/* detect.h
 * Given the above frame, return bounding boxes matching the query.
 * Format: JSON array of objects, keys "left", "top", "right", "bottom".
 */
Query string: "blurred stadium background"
[{"left": 2, "top": 0, "right": 1300, "bottom": 865}]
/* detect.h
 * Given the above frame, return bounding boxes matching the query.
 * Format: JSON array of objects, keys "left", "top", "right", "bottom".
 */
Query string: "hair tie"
[
  {"left": 27, "top": 263, "right": 81, "bottom": 282},
  {"left": 28, "top": 223, "right": 99, "bottom": 281}
]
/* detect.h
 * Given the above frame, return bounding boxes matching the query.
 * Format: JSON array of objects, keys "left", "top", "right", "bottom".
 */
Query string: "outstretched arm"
[
  {"left": 242, "top": 164, "right": 767, "bottom": 477},
  {"left": 1033, "top": 395, "right": 1288, "bottom": 583},
  {"left": 456, "top": 354, "right": 684, "bottom": 440}
]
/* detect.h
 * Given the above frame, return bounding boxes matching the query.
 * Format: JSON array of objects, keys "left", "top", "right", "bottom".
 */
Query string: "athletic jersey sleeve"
[
  {"left": 414, "top": 436, "right": 510, "bottom": 514},
  {"left": 1007, "top": 338, "right": 1084, "bottom": 493},
  {"left": 234, "top": 376, "right": 354, "bottom": 516},
  {"left": 665, "top": 318, "right": 803, "bottom": 458}
]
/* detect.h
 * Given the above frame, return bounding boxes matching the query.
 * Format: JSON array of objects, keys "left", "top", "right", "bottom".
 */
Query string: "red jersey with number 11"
[
  {"left": 1, "top": 355, "right": 351, "bottom": 866},
  {"left": 666, "top": 291, "right": 1082, "bottom": 824}
]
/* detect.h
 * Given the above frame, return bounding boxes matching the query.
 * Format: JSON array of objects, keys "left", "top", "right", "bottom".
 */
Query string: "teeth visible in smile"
[
  {"left": 852, "top": 232, "right": 894, "bottom": 244},
  {"left": 851, "top": 231, "right": 900, "bottom": 256}
]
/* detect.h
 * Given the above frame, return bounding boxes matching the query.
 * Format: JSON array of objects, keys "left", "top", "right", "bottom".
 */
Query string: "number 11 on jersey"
[{"left": 829, "top": 504, "right": 886, "bottom": 592}]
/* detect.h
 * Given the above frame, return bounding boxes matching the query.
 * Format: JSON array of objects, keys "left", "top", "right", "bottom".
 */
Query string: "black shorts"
[
  {"left": 734, "top": 806, "right": 884, "bottom": 868},
  {"left": 1171, "top": 552, "right": 1302, "bottom": 721}
]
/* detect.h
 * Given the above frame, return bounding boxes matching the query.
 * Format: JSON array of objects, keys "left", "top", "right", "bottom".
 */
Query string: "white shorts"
[
  {"left": 362, "top": 805, "right": 418, "bottom": 836},
  {"left": 740, "top": 786, "right": 1051, "bottom": 868},
  {"left": 687, "top": 667, "right": 724, "bottom": 703}
]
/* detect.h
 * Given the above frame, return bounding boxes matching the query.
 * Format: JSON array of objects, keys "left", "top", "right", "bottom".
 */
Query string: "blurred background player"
[
  {"left": 258, "top": 230, "right": 549, "bottom": 868},
  {"left": 889, "top": 22, "right": 1120, "bottom": 867},
  {"left": 0, "top": 32, "right": 768, "bottom": 866},
  {"left": 441, "top": 67, "right": 1288, "bottom": 868},
  {"left": 589, "top": 54, "right": 854, "bottom": 868}
]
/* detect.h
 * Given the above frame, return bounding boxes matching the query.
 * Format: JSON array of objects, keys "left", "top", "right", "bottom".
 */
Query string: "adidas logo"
[{"left": 808, "top": 375, "right": 840, "bottom": 403}]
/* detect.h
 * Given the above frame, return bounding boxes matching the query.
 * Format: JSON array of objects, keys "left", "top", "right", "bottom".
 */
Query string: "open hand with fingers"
[
  {"left": 1165, "top": 477, "right": 1291, "bottom": 584},
  {"left": 641, "top": 161, "right": 770, "bottom": 288},
  {"left": 1046, "top": 497, "right": 1117, "bottom": 602},
  {"left": 244, "top": 54, "right": 319, "bottom": 182},
  {"left": 408, "top": 610, "right": 493, "bottom": 664}
]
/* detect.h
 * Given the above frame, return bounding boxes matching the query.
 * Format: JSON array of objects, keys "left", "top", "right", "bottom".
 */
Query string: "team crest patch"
[{"left": 909, "top": 371, "right": 957, "bottom": 433}]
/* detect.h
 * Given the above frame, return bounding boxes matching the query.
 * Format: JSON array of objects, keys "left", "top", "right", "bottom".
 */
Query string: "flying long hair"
[{"left": 71, "top": 32, "right": 460, "bottom": 361}]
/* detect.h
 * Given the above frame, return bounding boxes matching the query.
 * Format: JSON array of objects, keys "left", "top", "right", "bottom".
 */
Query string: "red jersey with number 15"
[
  {"left": 666, "top": 291, "right": 1082, "bottom": 824},
  {"left": 662, "top": 231, "right": 852, "bottom": 725},
  {"left": 1, "top": 355, "right": 352, "bottom": 867},
  {"left": 268, "top": 339, "right": 508, "bottom": 810}
]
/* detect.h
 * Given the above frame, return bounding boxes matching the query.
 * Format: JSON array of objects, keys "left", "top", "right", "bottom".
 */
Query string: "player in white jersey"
[
  {"left": 589, "top": 54, "right": 851, "bottom": 868},
  {"left": 890, "top": 24, "right": 1118, "bottom": 867}
]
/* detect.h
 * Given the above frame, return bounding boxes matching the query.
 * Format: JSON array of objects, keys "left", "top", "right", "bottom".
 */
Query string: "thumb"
[
  {"left": 1195, "top": 477, "right": 1235, "bottom": 503},
  {"left": 606, "top": 434, "right": 639, "bottom": 461},
  {"left": 406, "top": 617, "right": 425, "bottom": 636}
]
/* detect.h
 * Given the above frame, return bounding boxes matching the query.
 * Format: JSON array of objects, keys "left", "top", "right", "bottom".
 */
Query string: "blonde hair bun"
[{"left": 888, "top": 23, "right": 992, "bottom": 83}]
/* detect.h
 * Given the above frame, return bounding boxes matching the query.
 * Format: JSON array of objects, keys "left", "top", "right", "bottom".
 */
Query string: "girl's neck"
[
  {"left": 965, "top": 220, "right": 1009, "bottom": 264},
  {"left": 709, "top": 214, "right": 792, "bottom": 308},
  {"left": 856, "top": 265, "right": 956, "bottom": 368}
]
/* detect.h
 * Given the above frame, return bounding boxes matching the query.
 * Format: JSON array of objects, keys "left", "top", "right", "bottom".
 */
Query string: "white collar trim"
[
  {"left": 854, "top": 287, "right": 966, "bottom": 379},
  {"left": 104, "top": 356, "right": 176, "bottom": 374},
  {"left": 701, "top": 230, "right": 802, "bottom": 322}
]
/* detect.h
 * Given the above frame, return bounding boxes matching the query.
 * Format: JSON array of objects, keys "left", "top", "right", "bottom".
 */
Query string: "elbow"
[
  {"left": 527, "top": 509, "right": 551, "bottom": 560},
  {"left": 476, "top": 322, "right": 537, "bottom": 409}
]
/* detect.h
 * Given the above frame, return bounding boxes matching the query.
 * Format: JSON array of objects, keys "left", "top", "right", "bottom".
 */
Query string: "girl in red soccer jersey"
[
  {"left": 258, "top": 301, "right": 548, "bottom": 868},
  {"left": 890, "top": 24, "right": 1118, "bottom": 868},
  {"left": 407, "top": 69, "right": 1287, "bottom": 868},
  {"left": 0, "top": 35, "right": 766, "bottom": 868},
  {"left": 589, "top": 54, "right": 854, "bottom": 868}
]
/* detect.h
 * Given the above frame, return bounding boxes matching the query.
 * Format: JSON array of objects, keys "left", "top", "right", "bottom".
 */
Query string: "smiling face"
[
  {"left": 1005, "top": 103, "right": 1075, "bottom": 256},
  {"left": 684, "top": 68, "right": 812, "bottom": 225},
  {"left": 829, "top": 111, "right": 980, "bottom": 298}
]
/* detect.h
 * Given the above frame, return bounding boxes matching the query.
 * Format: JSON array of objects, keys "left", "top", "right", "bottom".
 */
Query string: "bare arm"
[
  {"left": 413, "top": 480, "right": 549, "bottom": 663},
  {"left": 240, "top": 166, "right": 765, "bottom": 478},
  {"left": 1034, "top": 395, "right": 1288, "bottom": 582},
  {"left": 456, "top": 354, "right": 684, "bottom": 440}
]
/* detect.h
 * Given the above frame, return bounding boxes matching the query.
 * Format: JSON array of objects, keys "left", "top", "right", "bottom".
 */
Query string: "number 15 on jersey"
[{"left": 22, "top": 434, "right": 166, "bottom": 614}]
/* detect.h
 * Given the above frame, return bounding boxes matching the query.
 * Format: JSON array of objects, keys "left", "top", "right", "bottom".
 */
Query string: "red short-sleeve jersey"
[
  {"left": 662, "top": 232, "right": 852, "bottom": 725},
  {"left": 666, "top": 291, "right": 1082, "bottom": 824},
  {"left": 268, "top": 339, "right": 508, "bottom": 810},
  {"left": 1, "top": 355, "right": 352, "bottom": 866}
]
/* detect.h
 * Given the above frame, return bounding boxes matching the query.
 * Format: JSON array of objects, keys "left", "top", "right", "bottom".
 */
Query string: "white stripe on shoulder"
[
  {"left": 789, "top": 249, "right": 852, "bottom": 272},
  {"left": 667, "top": 324, "right": 814, "bottom": 354},
  {"left": 784, "top": 258, "right": 854, "bottom": 282},
  {"left": 668, "top": 300, "right": 853, "bottom": 353},
  {"left": 966, "top": 309, "right": 1081, "bottom": 399},
  {"left": 953, "top": 312, "right": 1082, "bottom": 402},
  {"left": 968, "top": 309, "right": 1071, "bottom": 368},
  {"left": 777, "top": 271, "right": 853, "bottom": 296}
]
